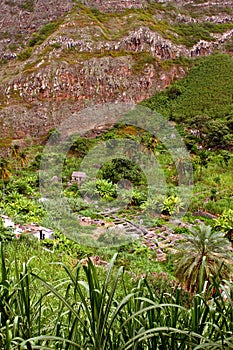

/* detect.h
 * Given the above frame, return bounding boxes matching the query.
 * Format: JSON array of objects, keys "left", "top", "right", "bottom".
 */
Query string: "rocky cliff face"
[
  {"left": 0, "top": 0, "right": 233, "bottom": 146},
  {"left": 2, "top": 56, "right": 186, "bottom": 141},
  {"left": 0, "top": 1, "right": 74, "bottom": 56},
  {"left": 81, "top": 0, "right": 148, "bottom": 11}
]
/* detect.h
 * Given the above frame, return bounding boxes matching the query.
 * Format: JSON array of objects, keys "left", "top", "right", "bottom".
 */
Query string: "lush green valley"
[
  {"left": 1, "top": 0, "right": 233, "bottom": 347},
  {"left": 0, "top": 51, "right": 233, "bottom": 348}
]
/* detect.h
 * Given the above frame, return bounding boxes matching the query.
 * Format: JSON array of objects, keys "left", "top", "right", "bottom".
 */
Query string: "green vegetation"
[
  {"left": 214, "top": 209, "right": 233, "bottom": 240},
  {"left": 99, "top": 158, "right": 146, "bottom": 187},
  {"left": 16, "top": 18, "right": 61, "bottom": 61},
  {"left": 175, "top": 223, "right": 232, "bottom": 293},
  {"left": 172, "top": 22, "right": 233, "bottom": 47},
  {"left": 17, "top": 47, "right": 32, "bottom": 61},
  {"left": 0, "top": 243, "right": 232, "bottom": 349},
  {"left": 83, "top": 3, "right": 233, "bottom": 47},
  {"left": 131, "top": 52, "right": 158, "bottom": 74},
  {"left": 14, "top": 1, "right": 233, "bottom": 66},
  {"left": 20, "top": 0, "right": 34, "bottom": 12},
  {"left": 0, "top": 220, "right": 14, "bottom": 242},
  {"left": 28, "top": 22, "right": 60, "bottom": 47},
  {"left": 5, "top": 0, "right": 34, "bottom": 11},
  {"left": 1, "top": 0, "right": 233, "bottom": 342},
  {"left": 142, "top": 54, "right": 233, "bottom": 150}
]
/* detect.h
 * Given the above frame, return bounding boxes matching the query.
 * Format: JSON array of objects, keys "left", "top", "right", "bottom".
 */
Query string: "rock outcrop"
[
  {"left": 1, "top": 57, "right": 185, "bottom": 140},
  {"left": 80, "top": 0, "right": 148, "bottom": 11},
  {"left": 0, "top": 0, "right": 74, "bottom": 53}
]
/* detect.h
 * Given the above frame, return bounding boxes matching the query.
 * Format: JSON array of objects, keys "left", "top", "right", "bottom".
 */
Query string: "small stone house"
[{"left": 71, "top": 171, "right": 88, "bottom": 186}]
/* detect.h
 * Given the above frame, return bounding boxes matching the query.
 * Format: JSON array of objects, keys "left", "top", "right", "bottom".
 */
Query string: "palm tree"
[
  {"left": 0, "top": 158, "right": 11, "bottom": 182},
  {"left": 175, "top": 223, "right": 233, "bottom": 293},
  {"left": 11, "top": 145, "right": 28, "bottom": 172},
  {"left": 0, "top": 158, "right": 11, "bottom": 199},
  {"left": 18, "top": 150, "right": 28, "bottom": 171},
  {"left": 11, "top": 144, "right": 20, "bottom": 171}
]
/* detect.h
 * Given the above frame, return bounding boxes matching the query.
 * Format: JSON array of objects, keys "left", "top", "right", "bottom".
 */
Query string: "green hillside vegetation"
[
  {"left": 172, "top": 22, "right": 233, "bottom": 47},
  {"left": 0, "top": 74, "right": 233, "bottom": 350},
  {"left": 142, "top": 53, "right": 233, "bottom": 149}
]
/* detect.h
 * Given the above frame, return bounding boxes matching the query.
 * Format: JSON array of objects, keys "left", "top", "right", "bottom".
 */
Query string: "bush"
[
  {"left": 96, "top": 179, "right": 117, "bottom": 200},
  {"left": 214, "top": 209, "right": 233, "bottom": 240},
  {"left": 99, "top": 158, "right": 146, "bottom": 187},
  {"left": 28, "top": 22, "right": 58, "bottom": 47},
  {"left": 6, "top": 178, "right": 33, "bottom": 196},
  {"left": 0, "top": 220, "right": 14, "bottom": 242},
  {"left": 17, "top": 47, "right": 32, "bottom": 61},
  {"left": 20, "top": 0, "right": 34, "bottom": 12}
]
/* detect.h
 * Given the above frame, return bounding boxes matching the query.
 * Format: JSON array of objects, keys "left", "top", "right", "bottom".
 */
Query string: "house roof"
[{"left": 71, "top": 171, "right": 87, "bottom": 178}]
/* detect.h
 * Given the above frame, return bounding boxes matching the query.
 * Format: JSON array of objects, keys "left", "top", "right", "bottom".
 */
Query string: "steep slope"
[
  {"left": 0, "top": 1, "right": 233, "bottom": 149},
  {"left": 142, "top": 53, "right": 233, "bottom": 149},
  {"left": 143, "top": 53, "right": 233, "bottom": 119},
  {"left": 0, "top": 0, "right": 74, "bottom": 58}
]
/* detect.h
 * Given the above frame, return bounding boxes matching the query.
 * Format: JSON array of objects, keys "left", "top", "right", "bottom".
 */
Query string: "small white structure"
[
  {"left": 1, "top": 215, "right": 15, "bottom": 228},
  {"left": 39, "top": 227, "right": 54, "bottom": 240},
  {"left": 26, "top": 224, "right": 54, "bottom": 240},
  {"left": 71, "top": 171, "right": 88, "bottom": 186},
  {"left": 0, "top": 215, "right": 55, "bottom": 241},
  {"left": 38, "top": 197, "right": 49, "bottom": 203},
  {"left": 14, "top": 225, "right": 24, "bottom": 238}
]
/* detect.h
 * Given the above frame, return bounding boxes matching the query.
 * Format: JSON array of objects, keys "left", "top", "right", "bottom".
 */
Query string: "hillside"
[
  {"left": 0, "top": 0, "right": 233, "bottom": 151},
  {"left": 142, "top": 53, "right": 233, "bottom": 149}
]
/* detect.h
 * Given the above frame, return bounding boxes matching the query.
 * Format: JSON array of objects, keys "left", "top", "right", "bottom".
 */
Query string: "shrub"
[
  {"left": 214, "top": 209, "right": 233, "bottom": 240},
  {"left": 99, "top": 158, "right": 146, "bottom": 187},
  {"left": 28, "top": 22, "right": 58, "bottom": 47},
  {"left": 96, "top": 179, "right": 117, "bottom": 200},
  {"left": 0, "top": 220, "right": 14, "bottom": 242},
  {"left": 20, "top": 0, "right": 34, "bottom": 12},
  {"left": 17, "top": 47, "right": 32, "bottom": 61}
]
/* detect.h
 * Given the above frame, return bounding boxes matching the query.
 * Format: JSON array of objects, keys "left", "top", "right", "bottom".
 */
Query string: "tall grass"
[{"left": 0, "top": 244, "right": 233, "bottom": 349}]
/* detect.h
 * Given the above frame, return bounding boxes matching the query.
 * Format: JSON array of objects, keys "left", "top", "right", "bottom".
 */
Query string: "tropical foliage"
[
  {"left": 175, "top": 223, "right": 233, "bottom": 293},
  {"left": 0, "top": 47, "right": 233, "bottom": 350},
  {"left": 0, "top": 245, "right": 233, "bottom": 349},
  {"left": 214, "top": 209, "right": 233, "bottom": 241},
  {"left": 142, "top": 54, "right": 233, "bottom": 150}
]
